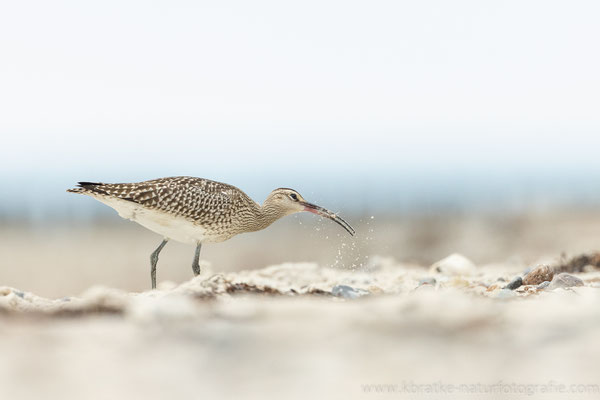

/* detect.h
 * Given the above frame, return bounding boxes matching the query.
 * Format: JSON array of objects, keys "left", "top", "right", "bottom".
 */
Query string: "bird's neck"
[{"left": 250, "top": 202, "right": 287, "bottom": 232}]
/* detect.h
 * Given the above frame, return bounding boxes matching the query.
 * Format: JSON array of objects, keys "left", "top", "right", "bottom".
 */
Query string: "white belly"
[{"left": 93, "top": 195, "right": 209, "bottom": 244}]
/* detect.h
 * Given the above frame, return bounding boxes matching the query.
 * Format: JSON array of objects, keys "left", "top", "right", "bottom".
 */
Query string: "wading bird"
[{"left": 68, "top": 176, "right": 355, "bottom": 289}]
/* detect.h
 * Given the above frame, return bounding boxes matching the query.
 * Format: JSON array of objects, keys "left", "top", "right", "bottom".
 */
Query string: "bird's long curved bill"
[{"left": 301, "top": 202, "right": 356, "bottom": 236}]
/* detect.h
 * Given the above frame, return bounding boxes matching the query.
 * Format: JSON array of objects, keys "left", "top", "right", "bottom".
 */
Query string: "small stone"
[
  {"left": 547, "top": 273, "right": 584, "bottom": 290},
  {"left": 414, "top": 284, "right": 435, "bottom": 292},
  {"left": 522, "top": 265, "right": 554, "bottom": 286},
  {"left": 505, "top": 276, "right": 523, "bottom": 290},
  {"left": 536, "top": 281, "right": 551, "bottom": 290},
  {"left": 418, "top": 277, "right": 436, "bottom": 286},
  {"left": 430, "top": 253, "right": 477, "bottom": 276},
  {"left": 331, "top": 285, "right": 369, "bottom": 299}
]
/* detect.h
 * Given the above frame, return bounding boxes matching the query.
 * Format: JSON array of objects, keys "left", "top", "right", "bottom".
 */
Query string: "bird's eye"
[{"left": 290, "top": 193, "right": 298, "bottom": 201}]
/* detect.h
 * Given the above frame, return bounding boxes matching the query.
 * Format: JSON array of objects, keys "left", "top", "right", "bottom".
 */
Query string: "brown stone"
[{"left": 523, "top": 265, "right": 554, "bottom": 286}]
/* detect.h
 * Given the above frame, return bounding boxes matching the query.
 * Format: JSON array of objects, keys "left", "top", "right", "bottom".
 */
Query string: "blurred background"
[{"left": 1, "top": 0, "right": 600, "bottom": 297}]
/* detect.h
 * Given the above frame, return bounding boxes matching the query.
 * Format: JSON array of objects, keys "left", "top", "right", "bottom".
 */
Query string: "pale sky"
[{"left": 1, "top": 1, "right": 600, "bottom": 214}]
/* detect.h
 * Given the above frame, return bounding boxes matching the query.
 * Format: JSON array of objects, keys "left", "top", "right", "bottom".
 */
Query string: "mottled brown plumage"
[
  {"left": 69, "top": 177, "right": 265, "bottom": 242},
  {"left": 68, "top": 176, "right": 355, "bottom": 289}
]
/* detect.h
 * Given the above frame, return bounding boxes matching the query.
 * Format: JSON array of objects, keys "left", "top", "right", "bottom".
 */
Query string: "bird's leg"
[
  {"left": 150, "top": 239, "right": 168, "bottom": 289},
  {"left": 192, "top": 243, "right": 202, "bottom": 276}
]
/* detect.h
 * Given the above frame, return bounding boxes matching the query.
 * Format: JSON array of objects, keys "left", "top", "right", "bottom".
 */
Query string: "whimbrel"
[{"left": 68, "top": 176, "right": 355, "bottom": 289}]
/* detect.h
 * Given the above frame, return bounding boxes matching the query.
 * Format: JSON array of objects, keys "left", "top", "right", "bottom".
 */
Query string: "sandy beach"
[
  {"left": 4, "top": 209, "right": 600, "bottom": 297},
  {"left": 2, "top": 232, "right": 600, "bottom": 399}
]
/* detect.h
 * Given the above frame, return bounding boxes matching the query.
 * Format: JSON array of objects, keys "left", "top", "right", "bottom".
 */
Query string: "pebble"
[
  {"left": 331, "top": 285, "right": 369, "bottom": 299},
  {"left": 430, "top": 253, "right": 477, "bottom": 276},
  {"left": 505, "top": 276, "right": 523, "bottom": 290},
  {"left": 418, "top": 277, "right": 437, "bottom": 286},
  {"left": 547, "top": 273, "right": 584, "bottom": 290},
  {"left": 522, "top": 265, "right": 554, "bottom": 286},
  {"left": 536, "top": 281, "right": 551, "bottom": 290}
]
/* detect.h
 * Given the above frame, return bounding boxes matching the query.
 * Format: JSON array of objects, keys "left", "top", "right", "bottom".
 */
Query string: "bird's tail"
[{"left": 67, "top": 182, "right": 106, "bottom": 195}]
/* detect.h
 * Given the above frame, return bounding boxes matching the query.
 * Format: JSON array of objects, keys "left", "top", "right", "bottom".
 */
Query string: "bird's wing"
[{"left": 76, "top": 177, "right": 248, "bottom": 222}]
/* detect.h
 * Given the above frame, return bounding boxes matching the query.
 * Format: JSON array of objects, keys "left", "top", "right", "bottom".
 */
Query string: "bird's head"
[{"left": 263, "top": 188, "right": 355, "bottom": 236}]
